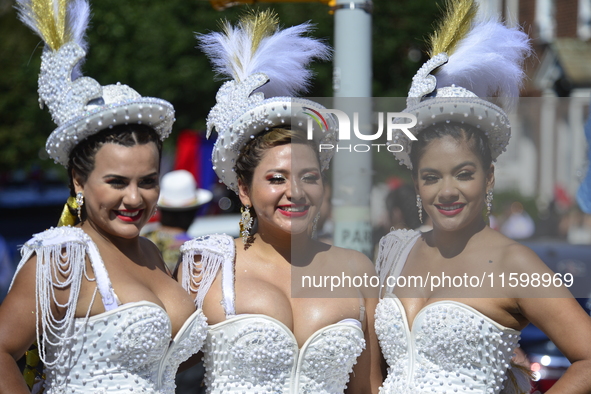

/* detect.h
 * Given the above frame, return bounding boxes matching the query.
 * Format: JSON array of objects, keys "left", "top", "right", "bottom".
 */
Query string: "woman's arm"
[
  {"left": 519, "top": 295, "right": 591, "bottom": 393},
  {"left": 346, "top": 295, "right": 383, "bottom": 394},
  {"left": 513, "top": 245, "right": 591, "bottom": 394},
  {"left": 0, "top": 256, "right": 41, "bottom": 394}
]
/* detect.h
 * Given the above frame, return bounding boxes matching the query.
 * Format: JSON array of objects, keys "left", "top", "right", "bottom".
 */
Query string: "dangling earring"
[
  {"left": 416, "top": 194, "right": 423, "bottom": 224},
  {"left": 75, "top": 192, "right": 84, "bottom": 222},
  {"left": 485, "top": 189, "right": 494, "bottom": 217},
  {"left": 311, "top": 213, "right": 321, "bottom": 240},
  {"left": 239, "top": 205, "right": 253, "bottom": 246}
]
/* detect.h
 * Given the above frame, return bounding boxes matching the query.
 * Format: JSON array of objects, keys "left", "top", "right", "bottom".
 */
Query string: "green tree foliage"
[
  {"left": 372, "top": 0, "right": 440, "bottom": 97},
  {"left": 0, "top": 3, "right": 52, "bottom": 171},
  {"left": 0, "top": 0, "right": 442, "bottom": 174}
]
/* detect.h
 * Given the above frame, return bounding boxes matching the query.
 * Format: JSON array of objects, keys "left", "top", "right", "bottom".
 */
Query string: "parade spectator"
[{"left": 144, "top": 170, "right": 212, "bottom": 272}]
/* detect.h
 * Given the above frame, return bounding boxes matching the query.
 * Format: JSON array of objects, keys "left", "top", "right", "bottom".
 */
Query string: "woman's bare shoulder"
[
  {"left": 322, "top": 243, "right": 375, "bottom": 273},
  {"left": 323, "top": 242, "right": 368, "bottom": 259},
  {"left": 477, "top": 230, "right": 553, "bottom": 283},
  {"left": 487, "top": 231, "right": 545, "bottom": 268}
]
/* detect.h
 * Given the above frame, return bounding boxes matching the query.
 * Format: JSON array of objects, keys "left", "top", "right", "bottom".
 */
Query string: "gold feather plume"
[
  {"left": 428, "top": 0, "right": 478, "bottom": 58},
  {"left": 30, "top": 0, "right": 70, "bottom": 51},
  {"left": 219, "top": 9, "right": 280, "bottom": 81},
  {"left": 240, "top": 9, "right": 279, "bottom": 54},
  {"left": 200, "top": 8, "right": 329, "bottom": 97}
]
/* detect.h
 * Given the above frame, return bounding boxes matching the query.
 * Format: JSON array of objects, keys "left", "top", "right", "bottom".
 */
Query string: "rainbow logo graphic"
[{"left": 303, "top": 107, "right": 329, "bottom": 132}]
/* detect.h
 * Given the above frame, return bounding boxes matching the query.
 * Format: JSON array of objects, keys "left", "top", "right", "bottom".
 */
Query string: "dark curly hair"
[
  {"left": 66, "top": 124, "right": 163, "bottom": 219},
  {"left": 409, "top": 122, "right": 492, "bottom": 178}
]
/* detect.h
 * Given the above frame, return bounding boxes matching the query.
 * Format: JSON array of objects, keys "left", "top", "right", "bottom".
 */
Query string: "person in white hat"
[{"left": 145, "top": 170, "right": 213, "bottom": 272}]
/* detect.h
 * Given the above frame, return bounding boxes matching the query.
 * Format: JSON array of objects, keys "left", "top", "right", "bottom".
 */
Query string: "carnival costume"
[
  {"left": 180, "top": 234, "right": 364, "bottom": 394},
  {"left": 178, "top": 11, "right": 364, "bottom": 393},
  {"left": 375, "top": 231, "right": 525, "bottom": 394},
  {"left": 10, "top": 1, "right": 207, "bottom": 392},
  {"left": 375, "top": 1, "right": 532, "bottom": 393},
  {"left": 13, "top": 227, "right": 207, "bottom": 393}
]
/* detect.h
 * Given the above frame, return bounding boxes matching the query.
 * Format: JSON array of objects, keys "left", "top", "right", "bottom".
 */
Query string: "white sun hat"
[{"left": 158, "top": 170, "right": 213, "bottom": 210}]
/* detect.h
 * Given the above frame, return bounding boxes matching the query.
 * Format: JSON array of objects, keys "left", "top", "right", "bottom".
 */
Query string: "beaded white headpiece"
[
  {"left": 391, "top": 0, "right": 532, "bottom": 169},
  {"left": 199, "top": 10, "right": 337, "bottom": 193},
  {"left": 16, "top": 0, "right": 175, "bottom": 166}
]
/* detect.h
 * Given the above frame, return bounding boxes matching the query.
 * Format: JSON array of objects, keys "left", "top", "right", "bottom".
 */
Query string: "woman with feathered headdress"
[
  {"left": 375, "top": 1, "right": 591, "bottom": 393},
  {"left": 0, "top": 1, "right": 207, "bottom": 392},
  {"left": 176, "top": 10, "right": 382, "bottom": 393}
]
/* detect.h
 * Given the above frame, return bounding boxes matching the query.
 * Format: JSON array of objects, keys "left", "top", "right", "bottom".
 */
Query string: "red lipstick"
[
  {"left": 435, "top": 203, "right": 465, "bottom": 216},
  {"left": 278, "top": 204, "right": 309, "bottom": 218},
  {"left": 115, "top": 209, "right": 143, "bottom": 222}
]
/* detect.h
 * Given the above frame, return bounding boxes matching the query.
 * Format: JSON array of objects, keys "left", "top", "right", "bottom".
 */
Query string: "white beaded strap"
[
  {"left": 220, "top": 241, "right": 235, "bottom": 317},
  {"left": 11, "top": 227, "right": 95, "bottom": 372},
  {"left": 375, "top": 229, "right": 420, "bottom": 297},
  {"left": 86, "top": 240, "right": 119, "bottom": 311},
  {"left": 359, "top": 296, "right": 366, "bottom": 323},
  {"left": 180, "top": 234, "right": 235, "bottom": 313}
]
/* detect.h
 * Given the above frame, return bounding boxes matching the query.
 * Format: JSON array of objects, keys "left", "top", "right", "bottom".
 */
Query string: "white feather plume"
[
  {"left": 15, "top": 0, "right": 91, "bottom": 49},
  {"left": 15, "top": 0, "right": 91, "bottom": 79},
  {"left": 435, "top": 16, "right": 532, "bottom": 111},
  {"left": 198, "top": 18, "right": 331, "bottom": 98},
  {"left": 66, "top": 0, "right": 91, "bottom": 52},
  {"left": 15, "top": 0, "right": 38, "bottom": 38},
  {"left": 66, "top": 0, "right": 91, "bottom": 79},
  {"left": 500, "top": 362, "right": 533, "bottom": 394}
]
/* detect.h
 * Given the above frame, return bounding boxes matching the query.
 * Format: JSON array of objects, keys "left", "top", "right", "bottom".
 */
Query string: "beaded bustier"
[
  {"left": 374, "top": 230, "right": 523, "bottom": 394},
  {"left": 180, "top": 234, "right": 366, "bottom": 394},
  {"left": 12, "top": 227, "right": 208, "bottom": 394}
]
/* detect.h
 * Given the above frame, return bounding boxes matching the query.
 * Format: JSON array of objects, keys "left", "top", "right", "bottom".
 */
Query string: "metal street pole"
[{"left": 331, "top": 0, "right": 373, "bottom": 256}]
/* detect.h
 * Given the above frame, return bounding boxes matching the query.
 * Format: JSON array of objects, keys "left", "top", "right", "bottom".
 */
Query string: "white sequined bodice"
[
  {"left": 203, "top": 314, "right": 364, "bottom": 394},
  {"left": 375, "top": 298, "right": 520, "bottom": 394},
  {"left": 374, "top": 230, "right": 522, "bottom": 394},
  {"left": 180, "top": 234, "right": 366, "bottom": 394},
  {"left": 44, "top": 302, "right": 207, "bottom": 394},
  {"left": 12, "top": 227, "right": 208, "bottom": 394}
]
